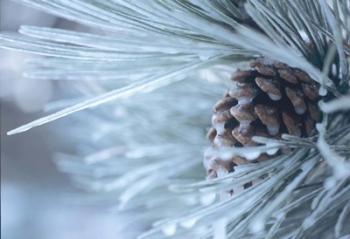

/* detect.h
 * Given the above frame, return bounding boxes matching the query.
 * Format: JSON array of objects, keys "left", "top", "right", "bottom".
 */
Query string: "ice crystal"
[{"left": 1, "top": 0, "right": 350, "bottom": 239}]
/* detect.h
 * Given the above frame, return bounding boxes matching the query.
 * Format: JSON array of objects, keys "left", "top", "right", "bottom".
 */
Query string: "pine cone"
[{"left": 205, "top": 57, "right": 321, "bottom": 179}]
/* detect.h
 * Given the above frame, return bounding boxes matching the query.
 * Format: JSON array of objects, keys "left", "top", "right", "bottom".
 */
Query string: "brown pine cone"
[{"left": 204, "top": 57, "right": 321, "bottom": 179}]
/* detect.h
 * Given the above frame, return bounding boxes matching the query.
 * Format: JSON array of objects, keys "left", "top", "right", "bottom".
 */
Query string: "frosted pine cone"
[{"left": 205, "top": 57, "right": 321, "bottom": 179}]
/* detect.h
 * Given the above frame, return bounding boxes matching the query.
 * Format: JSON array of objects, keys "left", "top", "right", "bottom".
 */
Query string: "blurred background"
[{"left": 1, "top": 1, "right": 127, "bottom": 238}]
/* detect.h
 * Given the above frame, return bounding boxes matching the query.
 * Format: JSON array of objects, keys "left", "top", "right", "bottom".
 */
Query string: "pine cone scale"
[{"left": 255, "top": 77, "right": 282, "bottom": 101}]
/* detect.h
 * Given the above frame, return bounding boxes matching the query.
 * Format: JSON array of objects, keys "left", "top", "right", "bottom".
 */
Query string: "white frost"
[
  {"left": 200, "top": 192, "right": 217, "bottom": 206},
  {"left": 213, "top": 218, "right": 228, "bottom": 239},
  {"left": 161, "top": 223, "right": 177, "bottom": 236},
  {"left": 180, "top": 217, "right": 198, "bottom": 229}
]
